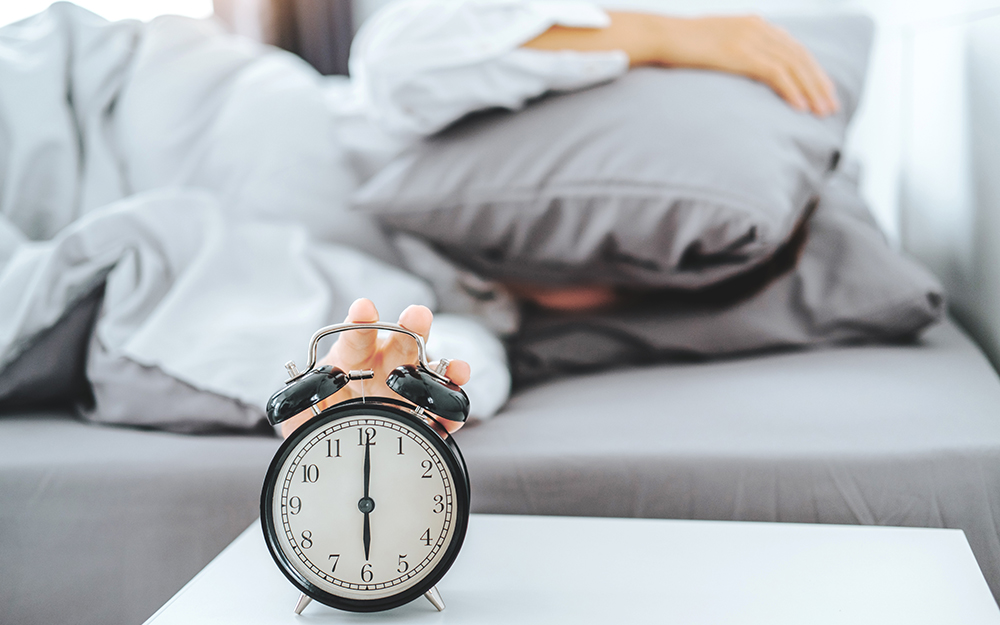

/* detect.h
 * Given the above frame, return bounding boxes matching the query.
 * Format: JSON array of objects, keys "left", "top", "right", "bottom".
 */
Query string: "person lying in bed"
[
  {"left": 515, "top": 10, "right": 840, "bottom": 312},
  {"left": 283, "top": 6, "right": 838, "bottom": 436}
]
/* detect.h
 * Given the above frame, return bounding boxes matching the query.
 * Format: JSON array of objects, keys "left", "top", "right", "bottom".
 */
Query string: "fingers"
[
  {"left": 441, "top": 359, "right": 471, "bottom": 386},
  {"left": 326, "top": 300, "right": 465, "bottom": 383},
  {"left": 663, "top": 15, "right": 839, "bottom": 118},
  {"left": 283, "top": 300, "right": 471, "bottom": 440},
  {"left": 760, "top": 26, "right": 839, "bottom": 116},
  {"left": 382, "top": 305, "right": 433, "bottom": 369},
  {"left": 281, "top": 411, "right": 312, "bottom": 439},
  {"left": 332, "top": 298, "right": 380, "bottom": 370},
  {"left": 782, "top": 56, "right": 834, "bottom": 116},
  {"left": 746, "top": 57, "right": 808, "bottom": 113}
]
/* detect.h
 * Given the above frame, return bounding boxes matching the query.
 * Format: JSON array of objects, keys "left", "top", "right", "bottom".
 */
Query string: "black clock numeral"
[
  {"left": 328, "top": 554, "right": 340, "bottom": 572},
  {"left": 288, "top": 496, "right": 302, "bottom": 515},
  {"left": 361, "top": 563, "right": 373, "bottom": 583},
  {"left": 326, "top": 439, "right": 341, "bottom": 458},
  {"left": 301, "top": 530, "right": 313, "bottom": 549},
  {"left": 358, "top": 427, "right": 376, "bottom": 446},
  {"left": 397, "top": 554, "right": 409, "bottom": 573},
  {"left": 421, "top": 460, "right": 433, "bottom": 478},
  {"left": 397, "top": 436, "right": 404, "bottom": 455},
  {"left": 420, "top": 528, "right": 432, "bottom": 547},
  {"left": 432, "top": 494, "right": 444, "bottom": 514},
  {"left": 301, "top": 464, "right": 319, "bottom": 483}
]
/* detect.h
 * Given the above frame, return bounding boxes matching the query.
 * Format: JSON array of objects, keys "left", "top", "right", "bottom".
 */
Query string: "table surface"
[{"left": 146, "top": 514, "right": 1000, "bottom": 624}]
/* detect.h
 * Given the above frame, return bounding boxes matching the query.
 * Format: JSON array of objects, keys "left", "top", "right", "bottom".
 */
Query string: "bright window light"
[{"left": 0, "top": 1, "right": 214, "bottom": 29}]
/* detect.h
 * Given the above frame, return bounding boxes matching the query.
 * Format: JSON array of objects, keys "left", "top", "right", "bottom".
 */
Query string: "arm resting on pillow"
[
  {"left": 352, "top": 1, "right": 835, "bottom": 137},
  {"left": 524, "top": 13, "right": 839, "bottom": 117}
]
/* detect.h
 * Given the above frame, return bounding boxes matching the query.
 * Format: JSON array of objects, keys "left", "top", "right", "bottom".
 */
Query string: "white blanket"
[{"left": 0, "top": 3, "right": 509, "bottom": 430}]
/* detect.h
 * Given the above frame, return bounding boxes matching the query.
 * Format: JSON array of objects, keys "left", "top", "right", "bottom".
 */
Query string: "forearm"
[{"left": 523, "top": 12, "right": 671, "bottom": 68}]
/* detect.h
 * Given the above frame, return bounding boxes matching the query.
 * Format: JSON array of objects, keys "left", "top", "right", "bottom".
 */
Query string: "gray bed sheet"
[
  {"left": 0, "top": 417, "right": 281, "bottom": 625},
  {"left": 457, "top": 319, "right": 1000, "bottom": 600},
  {"left": 2, "top": 319, "right": 1000, "bottom": 625}
]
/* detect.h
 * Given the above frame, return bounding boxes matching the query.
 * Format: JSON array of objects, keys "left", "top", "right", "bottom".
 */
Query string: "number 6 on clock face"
[{"left": 261, "top": 399, "right": 471, "bottom": 613}]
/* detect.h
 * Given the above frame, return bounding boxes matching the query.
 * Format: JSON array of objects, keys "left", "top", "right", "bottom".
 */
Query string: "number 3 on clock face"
[{"left": 261, "top": 401, "right": 470, "bottom": 612}]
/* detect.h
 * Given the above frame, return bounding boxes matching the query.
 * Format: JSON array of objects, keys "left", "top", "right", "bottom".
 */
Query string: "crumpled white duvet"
[{"left": 0, "top": 3, "right": 510, "bottom": 431}]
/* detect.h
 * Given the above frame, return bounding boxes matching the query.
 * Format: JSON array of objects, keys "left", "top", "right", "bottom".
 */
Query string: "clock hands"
[
  {"left": 363, "top": 513, "right": 371, "bottom": 562},
  {"left": 364, "top": 437, "right": 370, "bottom": 499},
  {"left": 358, "top": 433, "right": 375, "bottom": 562}
]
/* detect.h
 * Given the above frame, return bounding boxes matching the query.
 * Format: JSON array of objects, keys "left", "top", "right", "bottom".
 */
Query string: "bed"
[
  {"left": 3, "top": 320, "right": 1000, "bottom": 624},
  {"left": 3, "top": 0, "right": 1000, "bottom": 624}
]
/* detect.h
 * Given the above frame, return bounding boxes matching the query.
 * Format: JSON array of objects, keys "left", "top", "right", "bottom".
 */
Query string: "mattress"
[
  {"left": 0, "top": 416, "right": 282, "bottom": 625},
  {"left": 456, "top": 319, "right": 1000, "bottom": 601},
  {"left": 2, "top": 319, "right": 999, "bottom": 625}
]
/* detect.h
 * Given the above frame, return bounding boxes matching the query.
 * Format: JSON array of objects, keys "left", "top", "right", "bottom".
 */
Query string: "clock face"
[{"left": 263, "top": 406, "right": 467, "bottom": 608}]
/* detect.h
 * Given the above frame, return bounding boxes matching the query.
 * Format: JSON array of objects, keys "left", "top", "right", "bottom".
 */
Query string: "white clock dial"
[{"left": 270, "top": 416, "right": 457, "bottom": 600}]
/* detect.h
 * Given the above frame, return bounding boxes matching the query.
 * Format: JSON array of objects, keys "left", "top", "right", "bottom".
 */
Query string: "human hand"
[
  {"left": 651, "top": 15, "right": 840, "bottom": 117},
  {"left": 525, "top": 13, "right": 839, "bottom": 117},
  {"left": 279, "top": 298, "right": 472, "bottom": 438}
]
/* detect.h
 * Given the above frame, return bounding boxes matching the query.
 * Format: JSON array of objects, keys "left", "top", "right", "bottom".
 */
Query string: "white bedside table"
[{"left": 146, "top": 514, "right": 1000, "bottom": 624}]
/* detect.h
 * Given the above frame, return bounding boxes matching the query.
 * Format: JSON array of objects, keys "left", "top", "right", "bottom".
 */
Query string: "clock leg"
[
  {"left": 293, "top": 593, "right": 312, "bottom": 615},
  {"left": 424, "top": 586, "right": 445, "bottom": 611}
]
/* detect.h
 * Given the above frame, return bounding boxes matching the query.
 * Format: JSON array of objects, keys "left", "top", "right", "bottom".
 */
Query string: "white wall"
[{"left": 905, "top": 12, "right": 1000, "bottom": 366}]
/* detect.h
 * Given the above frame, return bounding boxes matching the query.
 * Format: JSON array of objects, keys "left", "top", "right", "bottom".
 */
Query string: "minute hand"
[
  {"left": 364, "top": 441, "right": 370, "bottom": 498},
  {"left": 363, "top": 441, "right": 371, "bottom": 560}
]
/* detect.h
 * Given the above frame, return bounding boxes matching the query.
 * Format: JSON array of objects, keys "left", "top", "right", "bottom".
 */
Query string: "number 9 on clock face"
[{"left": 260, "top": 401, "right": 471, "bottom": 612}]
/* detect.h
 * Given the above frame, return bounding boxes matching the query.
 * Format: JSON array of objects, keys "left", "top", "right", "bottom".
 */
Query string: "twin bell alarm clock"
[{"left": 260, "top": 322, "right": 471, "bottom": 614}]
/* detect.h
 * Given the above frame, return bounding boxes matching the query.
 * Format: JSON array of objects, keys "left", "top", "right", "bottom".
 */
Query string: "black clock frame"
[{"left": 260, "top": 396, "right": 471, "bottom": 613}]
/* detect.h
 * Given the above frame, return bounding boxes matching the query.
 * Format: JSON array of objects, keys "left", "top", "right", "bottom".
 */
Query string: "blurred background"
[
  {"left": 3, "top": 0, "right": 999, "bottom": 371},
  {"left": 0, "top": 0, "right": 213, "bottom": 25}
]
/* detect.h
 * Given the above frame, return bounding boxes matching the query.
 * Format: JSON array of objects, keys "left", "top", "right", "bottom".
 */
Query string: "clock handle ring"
[{"left": 290, "top": 322, "right": 445, "bottom": 384}]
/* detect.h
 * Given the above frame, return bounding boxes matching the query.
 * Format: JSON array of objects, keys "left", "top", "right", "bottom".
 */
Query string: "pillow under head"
[{"left": 354, "top": 14, "right": 874, "bottom": 289}]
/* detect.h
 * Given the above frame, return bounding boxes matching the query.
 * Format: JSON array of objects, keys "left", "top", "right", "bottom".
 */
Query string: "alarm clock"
[{"left": 260, "top": 322, "right": 471, "bottom": 614}]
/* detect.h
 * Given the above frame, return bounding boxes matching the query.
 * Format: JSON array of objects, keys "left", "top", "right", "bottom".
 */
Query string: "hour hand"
[{"left": 363, "top": 513, "right": 371, "bottom": 561}]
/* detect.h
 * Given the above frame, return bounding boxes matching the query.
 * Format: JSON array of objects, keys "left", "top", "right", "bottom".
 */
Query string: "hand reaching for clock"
[{"left": 280, "top": 299, "right": 472, "bottom": 438}]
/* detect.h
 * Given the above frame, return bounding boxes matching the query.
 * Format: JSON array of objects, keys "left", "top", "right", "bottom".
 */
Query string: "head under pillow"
[
  {"left": 355, "top": 14, "right": 875, "bottom": 289},
  {"left": 506, "top": 163, "right": 945, "bottom": 385}
]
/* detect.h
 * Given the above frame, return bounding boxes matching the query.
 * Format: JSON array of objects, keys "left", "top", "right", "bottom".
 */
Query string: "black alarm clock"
[{"left": 260, "top": 322, "right": 471, "bottom": 614}]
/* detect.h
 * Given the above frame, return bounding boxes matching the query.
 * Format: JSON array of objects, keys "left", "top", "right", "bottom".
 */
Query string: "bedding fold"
[{"left": 0, "top": 3, "right": 508, "bottom": 429}]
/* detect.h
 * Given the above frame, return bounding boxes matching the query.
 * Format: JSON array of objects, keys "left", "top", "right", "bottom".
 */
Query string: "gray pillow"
[
  {"left": 354, "top": 15, "right": 874, "bottom": 289},
  {"left": 506, "top": 163, "right": 945, "bottom": 385}
]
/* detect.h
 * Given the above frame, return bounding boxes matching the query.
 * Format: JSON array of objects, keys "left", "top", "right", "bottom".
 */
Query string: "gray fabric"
[
  {"left": 5, "top": 320, "right": 1000, "bottom": 625},
  {"left": 0, "top": 5, "right": 451, "bottom": 431},
  {"left": 456, "top": 319, "right": 1000, "bottom": 603},
  {"left": 509, "top": 163, "right": 944, "bottom": 383},
  {"left": 0, "top": 284, "right": 103, "bottom": 409},
  {"left": 0, "top": 414, "right": 281, "bottom": 625},
  {"left": 82, "top": 330, "right": 267, "bottom": 433},
  {"left": 355, "top": 15, "right": 873, "bottom": 288}
]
